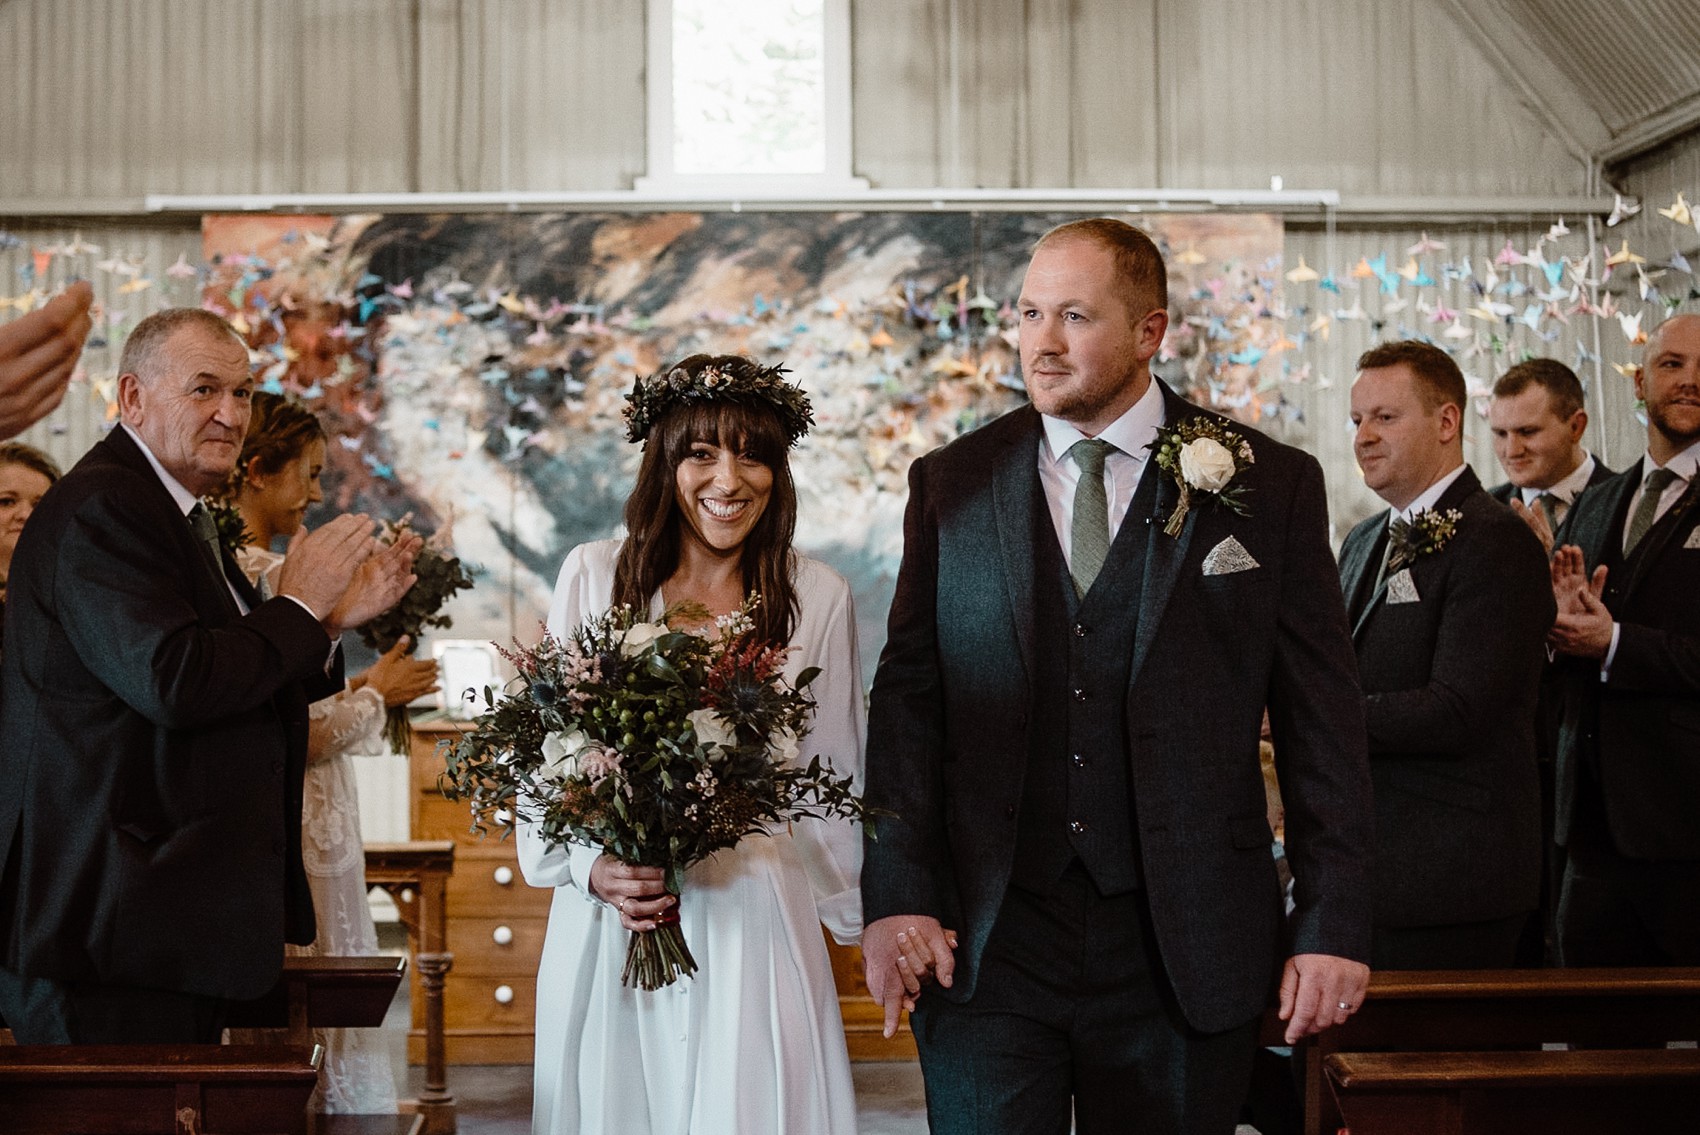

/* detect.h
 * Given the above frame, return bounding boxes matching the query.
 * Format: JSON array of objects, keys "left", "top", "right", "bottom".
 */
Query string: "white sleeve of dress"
[
  {"left": 516, "top": 542, "right": 613, "bottom": 903},
  {"left": 789, "top": 564, "right": 867, "bottom": 945},
  {"left": 307, "top": 685, "right": 386, "bottom": 764}
]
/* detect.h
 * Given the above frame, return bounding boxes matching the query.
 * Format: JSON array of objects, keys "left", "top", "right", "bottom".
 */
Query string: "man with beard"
[{"left": 1548, "top": 312, "right": 1700, "bottom": 965}]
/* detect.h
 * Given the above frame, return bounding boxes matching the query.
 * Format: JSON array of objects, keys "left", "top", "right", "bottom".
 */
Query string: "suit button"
[
  {"left": 1073, "top": 688, "right": 1088, "bottom": 702},
  {"left": 1005, "top": 804, "right": 1016, "bottom": 820},
  {"left": 1069, "top": 821, "right": 1087, "bottom": 835},
  {"left": 1073, "top": 623, "right": 1088, "bottom": 637},
  {"left": 1072, "top": 753, "right": 1087, "bottom": 768}
]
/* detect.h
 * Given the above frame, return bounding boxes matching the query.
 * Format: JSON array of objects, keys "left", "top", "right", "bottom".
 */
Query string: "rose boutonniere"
[
  {"left": 1386, "top": 508, "right": 1461, "bottom": 575},
  {"left": 1150, "top": 418, "right": 1255, "bottom": 536}
]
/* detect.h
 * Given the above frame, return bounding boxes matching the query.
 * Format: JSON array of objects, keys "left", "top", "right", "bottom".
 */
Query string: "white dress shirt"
[
  {"left": 1385, "top": 463, "right": 1469, "bottom": 525},
  {"left": 1516, "top": 452, "right": 1598, "bottom": 528},
  {"left": 1038, "top": 379, "right": 1165, "bottom": 573}
]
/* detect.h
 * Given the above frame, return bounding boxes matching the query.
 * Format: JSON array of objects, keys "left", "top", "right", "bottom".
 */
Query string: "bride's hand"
[{"left": 588, "top": 854, "right": 674, "bottom": 932}]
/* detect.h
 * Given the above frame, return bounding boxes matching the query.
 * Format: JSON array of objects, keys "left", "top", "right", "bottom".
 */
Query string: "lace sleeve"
[{"left": 307, "top": 685, "right": 387, "bottom": 764}]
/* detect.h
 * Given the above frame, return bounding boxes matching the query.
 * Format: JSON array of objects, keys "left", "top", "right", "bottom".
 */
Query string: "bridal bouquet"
[
  {"left": 439, "top": 600, "right": 868, "bottom": 990},
  {"left": 358, "top": 515, "right": 476, "bottom": 752}
]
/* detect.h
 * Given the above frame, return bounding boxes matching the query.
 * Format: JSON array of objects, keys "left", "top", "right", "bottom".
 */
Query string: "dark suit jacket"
[
  {"left": 0, "top": 426, "right": 339, "bottom": 1000},
  {"left": 1553, "top": 466, "right": 1700, "bottom": 859},
  {"left": 1338, "top": 468, "right": 1551, "bottom": 929},
  {"left": 863, "top": 384, "right": 1373, "bottom": 1034},
  {"left": 1488, "top": 456, "right": 1616, "bottom": 541}
]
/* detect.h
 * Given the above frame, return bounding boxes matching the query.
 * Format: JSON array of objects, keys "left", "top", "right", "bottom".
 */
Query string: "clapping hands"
[
  {"left": 1547, "top": 545, "right": 1613, "bottom": 659},
  {"left": 274, "top": 515, "right": 420, "bottom": 637}
]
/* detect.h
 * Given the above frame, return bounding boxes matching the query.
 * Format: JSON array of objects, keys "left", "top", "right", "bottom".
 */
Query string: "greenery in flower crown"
[
  {"left": 202, "top": 497, "right": 254, "bottom": 552},
  {"left": 439, "top": 598, "right": 871, "bottom": 989},
  {"left": 622, "top": 356, "right": 814, "bottom": 446}
]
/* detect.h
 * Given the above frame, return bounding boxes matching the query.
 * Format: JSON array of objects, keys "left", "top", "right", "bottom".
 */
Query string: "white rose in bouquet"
[
  {"left": 619, "top": 621, "right": 669, "bottom": 657},
  {"left": 541, "top": 728, "right": 591, "bottom": 781},
  {"left": 687, "top": 708, "right": 737, "bottom": 754}
]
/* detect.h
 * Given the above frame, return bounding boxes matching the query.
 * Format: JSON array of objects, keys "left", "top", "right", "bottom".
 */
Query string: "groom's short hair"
[
  {"left": 1035, "top": 217, "right": 1169, "bottom": 316},
  {"left": 1356, "top": 339, "right": 1466, "bottom": 413}
]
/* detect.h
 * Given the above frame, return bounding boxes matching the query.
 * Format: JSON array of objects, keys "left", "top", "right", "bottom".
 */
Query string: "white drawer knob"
[
  {"left": 493, "top": 865, "right": 514, "bottom": 886},
  {"left": 492, "top": 925, "right": 514, "bottom": 946},
  {"left": 493, "top": 984, "right": 514, "bottom": 1005}
]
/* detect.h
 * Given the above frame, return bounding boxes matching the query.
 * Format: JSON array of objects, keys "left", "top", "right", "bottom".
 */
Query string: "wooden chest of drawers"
[
  {"left": 409, "top": 720, "right": 915, "bottom": 1064},
  {"left": 408, "top": 721, "right": 543, "bottom": 1065}
]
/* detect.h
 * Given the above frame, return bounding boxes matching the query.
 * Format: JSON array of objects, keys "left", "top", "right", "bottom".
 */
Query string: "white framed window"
[{"left": 637, "top": 0, "right": 867, "bottom": 194}]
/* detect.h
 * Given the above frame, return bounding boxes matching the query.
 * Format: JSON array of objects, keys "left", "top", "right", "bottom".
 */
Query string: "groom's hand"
[
  {"left": 1278, "top": 952, "right": 1370, "bottom": 1044},
  {"left": 863, "top": 914, "right": 956, "bottom": 1038}
]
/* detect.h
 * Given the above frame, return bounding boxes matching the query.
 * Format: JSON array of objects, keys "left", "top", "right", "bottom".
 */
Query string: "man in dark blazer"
[
  {"left": 0, "top": 308, "right": 416, "bottom": 1043},
  {"left": 1485, "top": 356, "right": 1614, "bottom": 963},
  {"left": 1548, "top": 312, "right": 1700, "bottom": 965},
  {"left": 861, "top": 219, "right": 1374, "bottom": 1134},
  {"left": 1486, "top": 357, "right": 1615, "bottom": 550},
  {"left": 1339, "top": 340, "right": 1551, "bottom": 970}
]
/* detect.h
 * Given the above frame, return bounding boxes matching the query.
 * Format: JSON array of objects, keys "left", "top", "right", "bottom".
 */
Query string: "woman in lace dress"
[
  {"left": 518, "top": 355, "right": 866, "bottom": 1135},
  {"left": 230, "top": 393, "right": 439, "bottom": 1112}
]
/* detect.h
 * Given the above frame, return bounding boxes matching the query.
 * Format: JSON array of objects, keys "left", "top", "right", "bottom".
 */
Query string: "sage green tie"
[
  {"left": 1068, "top": 438, "right": 1115, "bottom": 598},
  {"left": 1624, "top": 466, "right": 1679, "bottom": 555},
  {"left": 1534, "top": 491, "right": 1561, "bottom": 534},
  {"left": 187, "top": 503, "right": 225, "bottom": 575}
]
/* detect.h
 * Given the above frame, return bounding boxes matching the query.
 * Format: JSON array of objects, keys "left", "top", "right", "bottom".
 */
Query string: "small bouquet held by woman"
[{"left": 441, "top": 598, "right": 868, "bottom": 990}]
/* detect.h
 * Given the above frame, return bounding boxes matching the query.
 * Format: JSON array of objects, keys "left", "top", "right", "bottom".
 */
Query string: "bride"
[{"left": 517, "top": 354, "right": 865, "bottom": 1134}]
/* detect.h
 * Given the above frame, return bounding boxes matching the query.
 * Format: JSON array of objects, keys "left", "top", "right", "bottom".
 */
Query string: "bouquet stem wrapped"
[{"left": 440, "top": 599, "right": 871, "bottom": 989}]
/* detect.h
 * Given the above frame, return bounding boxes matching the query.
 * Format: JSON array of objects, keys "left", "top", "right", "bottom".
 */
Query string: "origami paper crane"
[
  {"left": 1606, "top": 194, "right": 1641, "bottom": 227},
  {"left": 1284, "top": 256, "right": 1319, "bottom": 284},
  {"left": 1657, "top": 192, "right": 1692, "bottom": 227}
]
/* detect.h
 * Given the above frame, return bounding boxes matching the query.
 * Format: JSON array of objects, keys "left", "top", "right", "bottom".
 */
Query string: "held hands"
[
  {"left": 1277, "top": 953, "right": 1370, "bottom": 1045},
  {"left": 359, "top": 635, "right": 440, "bottom": 707},
  {"left": 1547, "top": 545, "right": 1613, "bottom": 659},
  {"left": 0, "top": 281, "right": 93, "bottom": 439},
  {"left": 588, "top": 854, "right": 675, "bottom": 933},
  {"left": 862, "top": 914, "right": 960, "bottom": 1038}
]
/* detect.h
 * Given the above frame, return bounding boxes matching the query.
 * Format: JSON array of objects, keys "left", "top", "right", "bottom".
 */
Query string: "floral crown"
[{"left": 622, "top": 358, "right": 814, "bottom": 446}]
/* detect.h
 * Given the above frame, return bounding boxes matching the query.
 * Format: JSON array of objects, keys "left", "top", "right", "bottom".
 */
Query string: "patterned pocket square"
[
  {"left": 1385, "top": 568, "right": 1420, "bottom": 604},
  {"left": 1685, "top": 527, "right": 1700, "bottom": 550},
  {"left": 1201, "top": 536, "right": 1260, "bottom": 576}
]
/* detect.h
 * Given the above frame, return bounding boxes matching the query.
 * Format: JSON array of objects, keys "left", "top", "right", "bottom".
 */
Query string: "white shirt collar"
[
  {"left": 1040, "top": 377, "right": 1165, "bottom": 468},
  {"left": 1519, "top": 453, "right": 1597, "bottom": 507},
  {"left": 1389, "top": 462, "right": 1468, "bottom": 524},
  {"left": 1641, "top": 437, "right": 1700, "bottom": 486},
  {"left": 121, "top": 422, "right": 200, "bottom": 517}
]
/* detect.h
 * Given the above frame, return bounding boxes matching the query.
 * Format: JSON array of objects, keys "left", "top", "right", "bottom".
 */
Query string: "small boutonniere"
[
  {"left": 201, "top": 497, "right": 253, "bottom": 552},
  {"left": 1386, "top": 508, "right": 1461, "bottom": 575},
  {"left": 1151, "top": 418, "right": 1255, "bottom": 537}
]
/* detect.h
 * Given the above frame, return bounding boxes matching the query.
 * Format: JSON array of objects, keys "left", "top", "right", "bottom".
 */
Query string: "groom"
[{"left": 861, "top": 218, "right": 1374, "bottom": 1134}]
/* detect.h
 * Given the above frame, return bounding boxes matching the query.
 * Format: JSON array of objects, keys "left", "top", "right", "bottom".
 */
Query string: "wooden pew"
[
  {"left": 1325, "top": 1048, "right": 1700, "bottom": 1135},
  {"left": 228, "top": 955, "right": 409, "bottom": 1046},
  {"left": 0, "top": 1043, "right": 322, "bottom": 1134},
  {"left": 1268, "top": 967, "right": 1700, "bottom": 1135}
]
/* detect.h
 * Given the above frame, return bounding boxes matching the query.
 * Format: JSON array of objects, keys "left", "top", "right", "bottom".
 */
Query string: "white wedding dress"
[
  {"left": 238, "top": 546, "right": 399, "bottom": 1114},
  {"left": 518, "top": 540, "right": 865, "bottom": 1135}
]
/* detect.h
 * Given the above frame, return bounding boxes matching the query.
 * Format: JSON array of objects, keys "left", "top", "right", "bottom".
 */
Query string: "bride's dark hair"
[{"left": 612, "top": 355, "right": 799, "bottom": 645}]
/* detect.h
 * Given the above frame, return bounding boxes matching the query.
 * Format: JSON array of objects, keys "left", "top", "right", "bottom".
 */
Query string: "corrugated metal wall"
[{"left": 1502, "top": 0, "right": 1700, "bottom": 134}]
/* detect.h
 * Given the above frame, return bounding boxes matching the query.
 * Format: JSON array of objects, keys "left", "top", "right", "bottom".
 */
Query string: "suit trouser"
[
  {"left": 1557, "top": 793, "right": 1700, "bottom": 967},
  {"left": 0, "top": 966, "right": 226, "bottom": 1044},
  {"left": 909, "top": 862, "right": 1258, "bottom": 1135}
]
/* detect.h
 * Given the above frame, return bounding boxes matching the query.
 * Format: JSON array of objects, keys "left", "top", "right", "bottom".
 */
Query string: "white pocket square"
[
  {"left": 1385, "top": 568, "right": 1420, "bottom": 604},
  {"left": 1685, "top": 527, "right": 1700, "bottom": 550},
  {"left": 1201, "top": 536, "right": 1260, "bottom": 576}
]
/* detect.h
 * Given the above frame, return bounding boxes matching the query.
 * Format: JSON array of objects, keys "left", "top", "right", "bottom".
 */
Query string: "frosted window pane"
[{"left": 673, "top": 0, "right": 825, "bottom": 174}]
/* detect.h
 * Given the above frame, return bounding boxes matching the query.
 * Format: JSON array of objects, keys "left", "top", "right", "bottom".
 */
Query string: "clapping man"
[
  {"left": 1548, "top": 313, "right": 1700, "bottom": 966},
  {"left": 0, "top": 308, "right": 417, "bottom": 1043},
  {"left": 1340, "top": 341, "right": 1553, "bottom": 969},
  {"left": 1487, "top": 358, "right": 1615, "bottom": 553}
]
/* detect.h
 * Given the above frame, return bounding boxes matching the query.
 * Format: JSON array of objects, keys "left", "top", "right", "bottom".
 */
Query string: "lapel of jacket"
[
  {"left": 990, "top": 407, "right": 1042, "bottom": 697},
  {"left": 1339, "top": 518, "right": 1385, "bottom": 632},
  {"left": 1350, "top": 467, "right": 1481, "bottom": 639},
  {"left": 1616, "top": 476, "right": 1700, "bottom": 602},
  {"left": 1128, "top": 382, "right": 1203, "bottom": 689}
]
